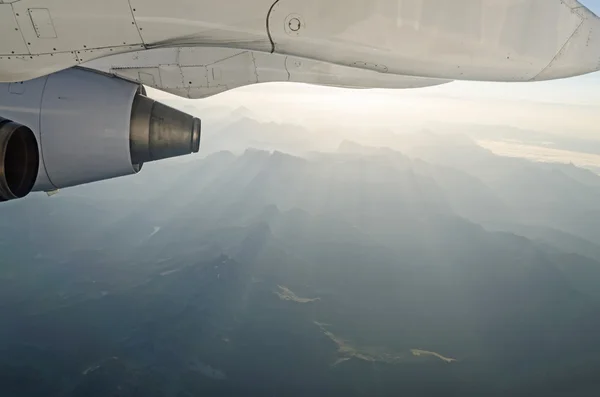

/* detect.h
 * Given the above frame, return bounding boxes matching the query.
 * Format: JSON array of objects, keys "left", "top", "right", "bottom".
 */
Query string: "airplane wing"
[
  {"left": 0, "top": 0, "right": 599, "bottom": 203},
  {"left": 1, "top": 0, "right": 599, "bottom": 83}
]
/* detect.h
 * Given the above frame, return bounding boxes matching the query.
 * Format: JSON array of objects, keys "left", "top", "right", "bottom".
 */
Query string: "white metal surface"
[
  {"left": 0, "top": 0, "right": 143, "bottom": 82},
  {"left": 268, "top": 0, "right": 600, "bottom": 82},
  {"left": 10, "top": 0, "right": 141, "bottom": 54},
  {"left": 128, "top": 0, "right": 274, "bottom": 51},
  {"left": 0, "top": 4, "right": 29, "bottom": 55},
  {"left": 0, "top": 52, "right": 76, "bottom": 84},
  {"left": 0, "top": 46, "right": 144, "bottom": 85},
  {"left": 0, "top": 68, "right": 141, "bottom": 190},
  {"left": 83, "top": 47, "right": 451, "bottom": 99},
  {"left": 1, "top": 0, "right": 600, "bottom": 84},
  {"left": 280, "top": 54, "right": 449, "bottom": 89}
]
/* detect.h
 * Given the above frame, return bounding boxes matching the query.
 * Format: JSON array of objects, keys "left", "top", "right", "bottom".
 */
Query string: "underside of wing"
[
  {"left": 2, "top": 0, "right": 599, "bottom": 84},
  {"left": 83, "top": 47, "right": 452, "bottom": 99}
]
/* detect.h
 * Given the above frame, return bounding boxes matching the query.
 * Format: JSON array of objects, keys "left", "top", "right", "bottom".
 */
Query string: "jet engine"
[{"left": 0, "top": 68, "right": 200, "bottom": 200}]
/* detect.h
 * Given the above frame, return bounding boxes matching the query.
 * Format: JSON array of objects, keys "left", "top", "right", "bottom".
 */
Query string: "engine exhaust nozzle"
[{"left": 129, "top": 94, "right": 201, "bottom": 166}]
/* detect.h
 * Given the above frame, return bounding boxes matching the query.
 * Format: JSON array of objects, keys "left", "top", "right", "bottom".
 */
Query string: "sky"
[{"left": 152, "top": 0, "right": 600, "bottom": 140}]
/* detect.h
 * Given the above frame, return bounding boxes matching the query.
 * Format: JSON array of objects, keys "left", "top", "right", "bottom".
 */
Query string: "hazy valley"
[{"left": 2, "top": 108, "right": 600, "bottom": 396}]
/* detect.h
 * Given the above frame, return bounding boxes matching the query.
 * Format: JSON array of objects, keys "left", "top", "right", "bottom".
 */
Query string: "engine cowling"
[{"left": 0, "top": 68, "right": 200, "bottom": 196}]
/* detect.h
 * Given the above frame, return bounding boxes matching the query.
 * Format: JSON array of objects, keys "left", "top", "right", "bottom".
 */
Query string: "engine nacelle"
[{"left": 0, "top": 68, "right": 200, "bottom": 196}]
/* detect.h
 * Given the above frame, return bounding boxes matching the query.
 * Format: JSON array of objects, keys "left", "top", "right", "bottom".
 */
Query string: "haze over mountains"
[{"left": 2, "top": 106, "right": 600, "bottom": 396}]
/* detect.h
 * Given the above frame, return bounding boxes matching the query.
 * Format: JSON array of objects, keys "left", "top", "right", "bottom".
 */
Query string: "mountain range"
[{"left": 1, "top": 114, "right": 600, "bottom": 396}]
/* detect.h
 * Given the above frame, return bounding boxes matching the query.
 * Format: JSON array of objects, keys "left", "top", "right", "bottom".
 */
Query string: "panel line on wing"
[
  {"left": 266, "top": 0, "right": 282, "bottom": 53},
  {"left": 126, "top": 0, "right": 146, "bottom": 46},
  {"left": 250, "top": 52, "right": 260, "bottom": 82},
  {"left": 283, "top": 56, "right": 291, "bottom": 81},
  {"left": 530, "top": 10, "right": 585, "bottom": 81}
]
